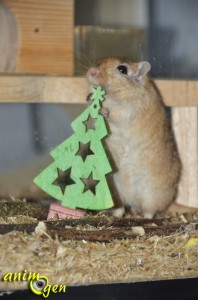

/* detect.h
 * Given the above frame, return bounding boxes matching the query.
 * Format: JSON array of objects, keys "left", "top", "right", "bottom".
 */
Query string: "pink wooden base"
[{"left": 47, "top": 202, "right": 86, "bottom": 220}]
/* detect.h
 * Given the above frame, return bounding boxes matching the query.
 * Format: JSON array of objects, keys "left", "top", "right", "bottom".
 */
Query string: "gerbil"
[{"left": 87, "top": 57, "right": 181, "bottom": 218}]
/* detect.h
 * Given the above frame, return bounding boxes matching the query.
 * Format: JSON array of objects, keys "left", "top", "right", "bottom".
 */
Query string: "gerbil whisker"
[
  {"left": 76, "top": 60, "right": 90, "bottom": 72},
  {"left": 80, "top": 52, "right": 93, "bottom": 68}
]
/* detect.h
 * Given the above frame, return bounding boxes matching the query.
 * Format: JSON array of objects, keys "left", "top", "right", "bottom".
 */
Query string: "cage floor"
[{"left": 0, "top": 200, "right": 197, "bottom": 290}]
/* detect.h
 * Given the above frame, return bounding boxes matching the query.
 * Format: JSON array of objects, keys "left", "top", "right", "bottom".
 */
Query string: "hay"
[{"left": 0, "top": 225, "right": 197, "bottom": 290}]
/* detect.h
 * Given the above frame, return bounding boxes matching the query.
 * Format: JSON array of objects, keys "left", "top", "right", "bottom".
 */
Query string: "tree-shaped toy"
[{"left": 34, "top": 86, "right": 114, "bottom": 213}]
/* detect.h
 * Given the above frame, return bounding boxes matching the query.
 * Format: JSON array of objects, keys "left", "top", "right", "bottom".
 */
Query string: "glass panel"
[
  {"left": 1, "top": 0, "right": 198, "bottom": 197},
  {"left": 75, "top": 0, "right": 198, "bottom": 79}
]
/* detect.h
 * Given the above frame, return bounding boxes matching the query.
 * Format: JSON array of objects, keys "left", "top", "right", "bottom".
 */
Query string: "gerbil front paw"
[
  {"left": 99, "top": 107, "right": 109, "bottom": 118},
  {"left": 86, "top": 93, "right": 93, "bottom": 104}
]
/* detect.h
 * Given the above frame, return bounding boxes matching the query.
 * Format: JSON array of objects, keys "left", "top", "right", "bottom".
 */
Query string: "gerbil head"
[{"left": 87, "top": 57, "right": 151, "bottom": 93}]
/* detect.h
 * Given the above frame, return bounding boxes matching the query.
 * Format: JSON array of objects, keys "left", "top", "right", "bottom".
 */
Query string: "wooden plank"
[
  {"left": 0, "top": 224, "right": 190, "bottom": 241},
  {"left": 0, "top": 212, "right": 196, "bottom": 240},
  {"left": 0, "top": 76, "right": 88, "bottom": 103},
  {"left": 1, "top": 77, "right": 198, "bottom": 106},
  {"left": 172, "top": 107, "right": 198, "bottom": 208},
  {"left": 4, "top": 0, "right": 74, "bottom": 75},
  {"left": 156, "top": 80, "right": 198, "bottom": 106}
]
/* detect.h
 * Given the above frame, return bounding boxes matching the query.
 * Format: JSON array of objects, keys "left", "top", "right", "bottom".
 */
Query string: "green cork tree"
[{"left": 34, "top": 86, "right": 114, "bottom": 210}]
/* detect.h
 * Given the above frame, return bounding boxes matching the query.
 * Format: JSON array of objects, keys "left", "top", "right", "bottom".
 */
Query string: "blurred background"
[{"left": 0, "top": 0, "right": 198, "bottom": 198}]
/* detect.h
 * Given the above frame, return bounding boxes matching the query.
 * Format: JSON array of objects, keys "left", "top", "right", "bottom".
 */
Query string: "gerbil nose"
[{"left": 89, "top": 67, "right": 98, "bottom": 78}]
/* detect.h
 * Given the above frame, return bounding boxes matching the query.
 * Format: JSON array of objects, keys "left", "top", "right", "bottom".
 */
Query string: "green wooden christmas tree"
[{"left": 34, "top": 86, "right": 114, "bottom": 210}]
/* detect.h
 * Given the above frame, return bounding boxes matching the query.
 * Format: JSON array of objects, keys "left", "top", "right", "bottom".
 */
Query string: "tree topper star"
[{"left": 91, "top": 86, "right": 106, "bottom": 102}]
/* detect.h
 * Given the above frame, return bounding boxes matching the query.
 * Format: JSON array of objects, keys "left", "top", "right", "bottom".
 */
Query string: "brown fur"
[{"left": 87, "top": 57, "right": 181, "bottom": 218}]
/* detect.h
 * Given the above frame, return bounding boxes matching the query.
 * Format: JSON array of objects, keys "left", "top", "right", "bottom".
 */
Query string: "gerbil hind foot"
[
  {"left": 99, "top": 107, "right": 109, "bottom": 118},
  {"left": 143, "top": 212, "right": 155, "bottom": 219},
  {"left": 109, "top": 207, "right": 125, "bottom": 217},
  {"left": 143, "top": 210, "right": 166, "bottom": 219},
  {"left": 99, "top": 207, "right": 125, "bottom": 218}
]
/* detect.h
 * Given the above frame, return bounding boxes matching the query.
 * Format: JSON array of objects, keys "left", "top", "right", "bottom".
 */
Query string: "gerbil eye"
[
  {"left": 96, "top": 62, "right": 101, "bottom": 68},
  {"left": 117, "top": 65, "right": 128, "bottom": 75}
]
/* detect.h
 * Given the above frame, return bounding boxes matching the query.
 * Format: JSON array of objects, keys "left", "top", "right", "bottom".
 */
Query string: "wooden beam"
[
  {"left": 0, "top": 76, "right": 87, "bottom": 103},
  {"left": 156, "top": 80, "right": 198, "bottom": 107},
  {"left": 0, "top": 77, "right": 198, "bottom": 106}
]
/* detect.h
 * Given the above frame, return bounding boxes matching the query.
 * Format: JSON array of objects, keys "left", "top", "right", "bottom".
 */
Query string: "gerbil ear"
[{"left": 134, "top": 61, "right": 151, "bottom": 81}]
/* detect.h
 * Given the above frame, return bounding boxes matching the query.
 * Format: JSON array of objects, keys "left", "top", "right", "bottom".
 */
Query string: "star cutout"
[
  {"left": 52, "top": 167, "right": 75, "bottom": 195},
  {"left": 75, "top": 141, "right": 94, "bottom": 162},
  {"left": 81, "top": 172, "right": 100, "bottom": 195},
  {"left": 83, "top": 115, "right": 97, "bottom": 131}
]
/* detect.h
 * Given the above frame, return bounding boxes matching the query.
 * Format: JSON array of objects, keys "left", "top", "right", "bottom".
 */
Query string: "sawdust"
[
  {"left": 0, "top": 227, "right": 197, "bottom": 291},
  {"left": 0, "top": 200, "right": 197, "bottom": 290},
  {"left": 0, "top": 216, "right": 38, "bottom": 224}
]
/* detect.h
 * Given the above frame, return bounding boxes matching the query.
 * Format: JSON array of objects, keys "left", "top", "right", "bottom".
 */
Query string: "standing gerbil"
[{"left": 87, "top": 57, "right": 181, "bottom": 218}]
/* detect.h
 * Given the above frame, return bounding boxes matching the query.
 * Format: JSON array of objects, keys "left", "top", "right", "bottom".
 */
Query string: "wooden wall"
[
  {"left": 0, "top": 2, "right": 18, "bottom": 72},
  {"left": 172, "top": 107, "right": 198, "bottom": 208},
  {"left": 1, "top": 0, "right": 74, "bottom": 75}
]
